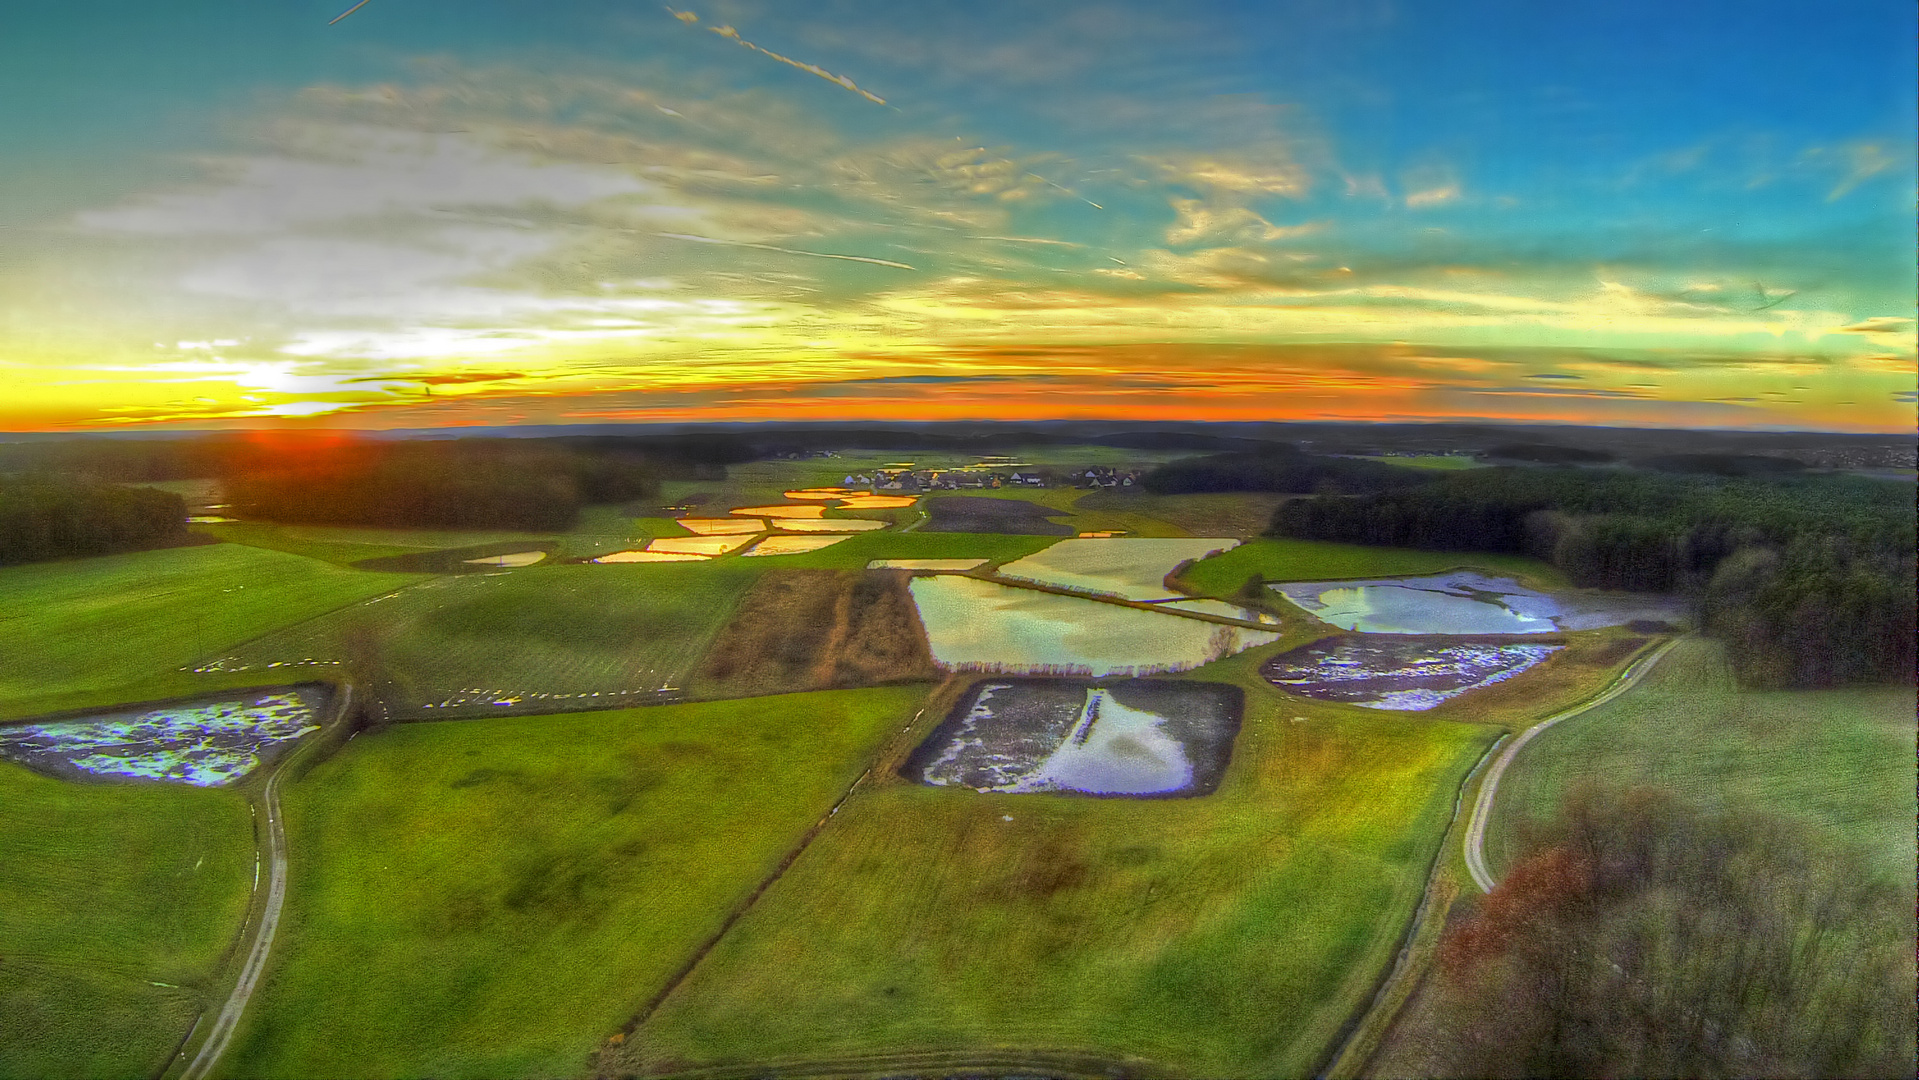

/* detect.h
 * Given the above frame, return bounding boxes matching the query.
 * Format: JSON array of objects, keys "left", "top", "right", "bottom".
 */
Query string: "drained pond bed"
[
  {"left": 1260, "top": 635, "right": 1561, "bottom": 710},
  {"left": 905, "top": 678, "right": 1243, "bottom": 797},
  {"left": 0, "top": 685, "right": 329, "bottom": 785}
]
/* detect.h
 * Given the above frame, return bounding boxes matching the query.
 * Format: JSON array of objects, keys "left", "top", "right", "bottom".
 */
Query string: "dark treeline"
[
  {"left": 1437, "top": 786, "right": 1912, "bottom": 1079},
  {"left": 226, "top": 440, "right": 660, "bottom": 531},
  {"left": 1142, "top": 445, "right": 1432, "bottom": 495},
  {"left": 0, "top": 479, "right": 187, "bottom": 566},
  {"left": 1271, "top": 467, "right": 1915, "bottom": 686}
]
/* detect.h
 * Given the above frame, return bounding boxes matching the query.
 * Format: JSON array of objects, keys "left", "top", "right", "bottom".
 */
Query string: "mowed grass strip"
[
  {"left": 223, "top": 561, "right": 758, "bottom": 715},
  {"left": 0, "top": 764, "right": 253, "bottom": 1080},
  {"left": 1485, "top": 636, "right": 1917, "bottom": 884},
  {"left": 1176, "top": 538, "right": 1568, "bottom": 599},
  {"left": 622, "top": 672, "right": 1497, "bottom": 1077},
  {"left": 221, "top": 687, "right": 929, "bottom": 1080},
  {"left": 0, "top": 543, "right": 423, "bottom": 717}
]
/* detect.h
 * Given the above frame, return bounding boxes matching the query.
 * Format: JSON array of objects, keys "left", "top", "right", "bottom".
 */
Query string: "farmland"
[
  {"left": 1483, "top": 636, "right": 1917, "bottom": 883},
  {"left": 219, "top": 687, "right": 930, "bottom": 1080},
  {"left": 0, "top": 761, "right": 253, "bottom": 1080},
  {"left": 616, "top": 650, "right": 1499, "bottom": 1077},
  {"left": 214, "top": 561, "right": 758, "bottom": 717},
  {"left": 0, "top": 543, "right": 423, "bottom": 718}
]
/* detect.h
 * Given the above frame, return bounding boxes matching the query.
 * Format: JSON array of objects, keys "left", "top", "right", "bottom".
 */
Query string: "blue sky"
[{"left": 4, "top": 0, "right": 1912, "bottom": 429}]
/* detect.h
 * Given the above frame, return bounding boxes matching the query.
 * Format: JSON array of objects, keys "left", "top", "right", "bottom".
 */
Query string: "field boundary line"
[
  {"left": 1317, "top": 729, "right": 1508, "bottom": 1080},
  {"left": 967, "top": 571, "right": 1278, "bottom": 632},
  {"left": 602, "top": 678, "right": 957, "bottom": 1074},
  {"left": 1462, "top": 636, "right": 1681, "bottom": 893}
]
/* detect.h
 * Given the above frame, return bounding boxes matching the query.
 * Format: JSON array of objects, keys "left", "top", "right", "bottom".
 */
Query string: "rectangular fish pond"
[
  {"left": 906, "top": 678, "right": 1244, "bottom": 797},
  {"left": 1260, "top": 636, "right": 1561, "bottom": 711},
  {"left": 0, "top": 686, "right": 328, "bottom": 786}
]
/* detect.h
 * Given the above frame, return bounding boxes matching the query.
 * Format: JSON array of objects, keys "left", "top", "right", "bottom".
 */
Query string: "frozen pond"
[
  {"left": 731, "top": 504, "right": 826, "bottom": 519},
  {"left": 596, "top": 550, "right": 708, "bottom": 562},
  {"left": 650, "top": 535, "right": 755, "bottom": 556},
  {"left": 743, "top": 535, "right": 849, "bottom": 556},
  {"left": 995, "top": 538, "right": 1240, "bottom": 601},
  {"left": 867, "top": 558, "right": 988, "bottom": 571},
  {"left": 1145, "top": 598, "right": 1280, "bottom": 624},
  {"left": 0, "top": 687, "right": 327, "bottom": 786},
  {"left": 1272, "top": 571, "right": 1685, "bottom": 634},
  {"left": 773, "top": 518, "right": 888, "bottom": 532},
  {"left": 1261, "top": 636, "right": 1561, "bottom": 710},
  {"left": 909, "top": 576, "right": 1278, "bottom": 676},
  {"left": 462, "top": 551, "right": 546, "bottom": 568},
  {"left": 676, "top": 518, "right": 765, "bottom": 535},
  {"left": 907, "top": 679, "right": 1243, "bottom": 797}
]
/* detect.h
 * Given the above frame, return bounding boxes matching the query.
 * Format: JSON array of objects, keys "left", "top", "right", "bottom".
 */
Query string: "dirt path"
[
  {"left": 1462, "top": 637, "right": 1679, "bottom": 893},
  {"left": 178, "top": 758, "right": 288, "bottom": 1080}
]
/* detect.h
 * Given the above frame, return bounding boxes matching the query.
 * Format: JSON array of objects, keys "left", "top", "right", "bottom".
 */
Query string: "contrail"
[
  {"left": 656, "top": 232, "right": 915, "bottom": 270},
  {"left": 667, "top": 8, "right": 888, "bottom": 106},
  {"left": 328, "top": 0, "right": 372, "bottom": 25}
]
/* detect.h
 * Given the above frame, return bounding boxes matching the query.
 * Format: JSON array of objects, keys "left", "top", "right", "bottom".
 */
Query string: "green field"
[
  {"left": 0, "top": 544, "right": 423, "bottom": 718},
  {"left": 221, "top": 687, "right": 930, "bottom": 1079},
  {"left": 1175, "top": 538, "right": 1567, "bottom": 600},
  {"left": 1484, "top": 636, "right": 1917, "bottom": 883},
  {"left": 218, "top": 561, "right": 760, "bottom": 717},
  {"left": 0, "top": 763, "right": 253, "bottom": 1080},
  {"left": 198, "top": 506, "right": 648, "bottom": 566},
  {"left": 620, "top": 648, "right": 1499, "bottom": 1077}
]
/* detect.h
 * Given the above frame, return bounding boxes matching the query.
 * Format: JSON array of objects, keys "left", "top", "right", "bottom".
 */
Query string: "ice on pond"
[
  {"left": 909, "top": 575, "right": 1278, "bottom": 676},
  {"left": 867, "top": 558, "right": 989, "bottom": 571},
  {"left": 1146, "top": 598, "right": 1279, "bottom": 624},
  {"left": 0, "top": 688, "right": 326, "bottom": 786},
  {"left": 1261, "top": 637, "right": 1561, "bottom": 710},
  {"left": 910, "top": 679, "right": 1243, "bottom": 796},
  {"left": 1272, "top": 571, "right": 1683, "bottom": 634},
  {"left": 994, "top": 538, "right": 1241, "bottom": 601},
  {"left": 772, "top": 518, "right": 888, "bottom": 532},
  {"left": 462, "top": 551, "right": 546, "bottom": 567},
  {"left": 649, "top": 535, "right": 755, "bottom": 556},
  {"left": 676, "top": 518, "right": 765, "bottom": 535},
  {"left": 731, "top": 504, "right": 826, "bottom": 519},
  {"left": 595, "top": 550, "right": 709, "bottom": 562},
  {"left": 743, "top": 534, "right": 850, "bottom": 556}
]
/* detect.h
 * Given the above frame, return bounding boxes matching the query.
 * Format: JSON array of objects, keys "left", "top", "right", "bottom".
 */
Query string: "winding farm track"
[
  {"left": 178, "top": 760, "right": 288, "bottom": 1080},
  {"left": 1461, "top": 637, "right": 1680, "bottom": 893}
]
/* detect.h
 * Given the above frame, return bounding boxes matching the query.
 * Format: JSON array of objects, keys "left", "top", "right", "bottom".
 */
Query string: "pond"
[
  {"left": 1272, "top": 570, "right": 1685, "bottom": 634},
  {"left": 743, "top": 535, "right": 850, "bottom": 556},
  {"left": 0, "top": 687, "right": 328, "bottom": 786},
  {"left": 1260, "top": 636, "right": 1561, "bottom": 710},
  {"left": 906, "top": 678, "right": 1243, "bottom": 796},
  {"left": 995, "top": 537, "right": 1239, "bottom": 600},
  {"left": 909, "top": 576, "right": 1278, "bottom": 676},
  {"left": 462, "top": 551, "right": 546, "bottom": 568},
  {"left": 772, "top": 518, "right": 889, "bottom": 532}
]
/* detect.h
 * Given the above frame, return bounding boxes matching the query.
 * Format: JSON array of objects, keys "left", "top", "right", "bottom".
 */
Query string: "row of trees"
[
  {"left": 0, "top": 479, "right": 187, "bottom": 566},
  {"left": 225, "top": 440, "right": 660, "bottom": 531},
  {"left": 1269, "top": 467, "right": 1914, "bottom": 686},
  {"left": 1142, "top": 446, "right": 1431, "bottom": 495}
]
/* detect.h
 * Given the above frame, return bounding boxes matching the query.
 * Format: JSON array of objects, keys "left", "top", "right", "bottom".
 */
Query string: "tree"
[{"left": 1436, "top": 785, "right": 1913, "bottom": 1079}]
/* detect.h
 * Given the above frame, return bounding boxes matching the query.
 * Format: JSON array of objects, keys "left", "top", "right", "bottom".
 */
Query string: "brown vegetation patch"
[{"left": 699, "top": 569, "right": 939, "bottom": 696}]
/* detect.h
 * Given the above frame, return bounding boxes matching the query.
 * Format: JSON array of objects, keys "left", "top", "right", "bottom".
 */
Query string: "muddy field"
[
  {"left": 905, "top": 678, "right": 1244, "bottom": 797},
  {"left": 1260, "top": 635, "right": 1562, "bottom": 710},
  {"left": 0, "top": 686, "right": 329, "bottom": 785},
  {"left": 923, "top": 496, "right": 1072, "bottom": 535},
  {"left": 700, "top": 569, "right": 939, "bottom": 696}
]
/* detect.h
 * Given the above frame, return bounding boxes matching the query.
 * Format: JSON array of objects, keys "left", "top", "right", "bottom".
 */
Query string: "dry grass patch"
[{"left": 698, "top": 569, "right": 939, "bottom": 697}]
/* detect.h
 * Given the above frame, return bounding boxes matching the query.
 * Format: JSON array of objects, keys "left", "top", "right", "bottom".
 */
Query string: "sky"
[{"left": 4, "top": 0, "right": 1913, "bottom": 432}]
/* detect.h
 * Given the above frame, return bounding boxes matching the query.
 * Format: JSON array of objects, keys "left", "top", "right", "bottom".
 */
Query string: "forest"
[
  {"left": 1269, "top": 467, "right": 1915, "bottom": 687},
  {"left": 0, "top": 479, "right": 187, "bottom": 566},
  {"left": 1141, "top": 445, "right": 1430, "bottom": 495},
  {"left": 225, "top": 440, "right": 660, "bottom": 531}
]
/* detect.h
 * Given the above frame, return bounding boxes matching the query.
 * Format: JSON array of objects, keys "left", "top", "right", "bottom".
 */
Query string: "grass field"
[
  {"left": 619, "top": 645, "right": 1500, "bottom": 1077},
  {"left": 1484, "top": 636, "right": 1917, "bottom": 883},
  {"left": 197, "top": 506, "right": 650, "bottom": 566},
  {"left": 1175, "top": 539, "right": 1567, "bottom": 601},
  {"left": 218, "top": 561, "right": 759, "bottom": 717},
  {"left": 0, "top": 544, "right": 423, "bottom": 718},
  {"left": 220, "top": 687, "right": 931, "bottom": 1080},
  {"left": 0, "top": 762, "right": 253, "bottom": 1080}
]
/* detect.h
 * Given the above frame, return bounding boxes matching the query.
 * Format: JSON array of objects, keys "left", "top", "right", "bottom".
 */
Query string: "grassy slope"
[
  {"left": 221, "top": 687, "right": 929, "bottom": 1080},
  {"left": 627, "top": 649, "right": 1498, "bottom": 1077},
  {"left": 0, "top": 764, "right": 253, "bottom": 1080},
  {"left": 0, "top": 544, "right": 423, "bottom": 718},
  {"left": 1485, "top": 636, "right": 1917, "bottom": 882},
  {"left": 1178, "top": 538, "right": 1568, "bottom": 599},
  {"left": 223, "top": 561, "right": 760, "bottom": 716}
]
